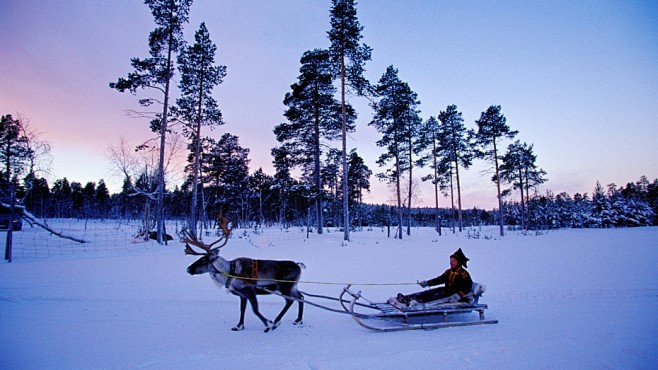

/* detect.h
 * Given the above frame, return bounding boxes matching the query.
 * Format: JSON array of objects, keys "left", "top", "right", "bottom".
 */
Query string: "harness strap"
[
  {"left": 225, "top": 260, "right": 236, "bottom": 288},
  {"left": 225, "top": 259, "right": 259, "bottom": 287},
  {"left": 252, "top": 259, "right": 259, "bottom": 280}
]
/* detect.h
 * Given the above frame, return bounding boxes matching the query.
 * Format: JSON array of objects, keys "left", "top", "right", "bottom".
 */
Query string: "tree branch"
[{"left": 18, "top": 208, "right": 88, "bottom": 244}]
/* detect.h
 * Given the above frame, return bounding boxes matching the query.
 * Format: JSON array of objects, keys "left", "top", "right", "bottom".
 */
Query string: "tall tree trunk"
[
  {"left": 190, "top": 70, "right": 204, "bottom": 236},
  {"left": 394, "top": 135, "right": 403, "bottom": 240},
  {"left": 4, "top": 183, "right": 15, "bottom": 262},
  {"left": 340, "top": 53, "right": 349, "bottom": 241},
  {"left": 3, "top": 145, "right": 13, "bottom": 262},
  {"left": 524, "top": 168, "right": 530, "bottom": 230},
  {"left": 449, "top": 168, "right": 456, "bottom": 233},
  {"left": 454, "top": 156, "right": 463, "bottom": 232},
  {"left": 143, "top": 200, "right": 151, "bottom": 241},
  {"left": 493, "top": 138, "right": 504, "bottom": 236},
  {"left": 432, "top": 140, "right": 441, "bottom": 235},
  {"left": 156, "top": 23, "right": 175, "bottom": 245},
  {"left": 314, "top": 105, "right": 323, "bottom": 234},
  {"left": 395, "top": 169, "right": 403, "bottom": 240},
  {"left": 200, "top": 184, "right": 207, "bottom": 230},
  {"left": 518, "top": 169, "right": 525, "bottom": 230},
  {"left": 259, "top": 189, "right": 264, "bottom": 225},
  {"left": 407, "top": 141, "right": 412, "bottom": 236}
]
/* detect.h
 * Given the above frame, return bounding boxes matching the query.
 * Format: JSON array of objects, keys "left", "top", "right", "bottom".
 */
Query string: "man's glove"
[{"left": 418, "top": 280, "right": 428, "bottom": 288}]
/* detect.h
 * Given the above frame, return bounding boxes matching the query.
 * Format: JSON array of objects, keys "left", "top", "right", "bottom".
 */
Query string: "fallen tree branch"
[{"left": 18, "top": 208, "right": 88, "bottom": 244}]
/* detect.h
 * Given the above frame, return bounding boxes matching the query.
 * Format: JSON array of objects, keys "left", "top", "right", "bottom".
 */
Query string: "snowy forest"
[
  {"left": 3, "top": 111, "right": 656, "bottom": 233},
  {"left": 2, "top": 0, "right": 656, "bottom": 244}
]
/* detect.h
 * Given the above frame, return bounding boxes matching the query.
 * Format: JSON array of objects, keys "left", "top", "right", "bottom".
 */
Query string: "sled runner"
[{"left": 340, "top": 283, "right": 498, "bottom": 332}]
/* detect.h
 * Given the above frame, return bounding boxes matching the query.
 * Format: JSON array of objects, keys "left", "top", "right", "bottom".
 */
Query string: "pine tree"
[
  {"left": 322, "top": 148, "right": 342, "bottom": 226},
  {"left": 370, "top": 66, "right": 421, "bottom": 239},
  {"left": 499, "top": 141, "right": 546, "bottom": 230},
  {"left": 95, "top": 180, "right": 110, "bottom": 219},
  {"left": 403, "top": 105, "right": 423, "bottom": 236},
  {"left": 347, "top": 149, "right": 371, "bottom": 206},
  {"left": 475, "top": 105, "right": 517, "bottom": 236},
  {"left": 648, "top": 179, "right": 658, "bottom": 225},
  {"left": 0, "top": 114, "right": 30, "bottom": 187},
  {"left": 572, "top": 192, "right": 593, "bottom": 228},
  {"left": 271, "top": 147, "right": 294, "bottom": 226},
  {"left": 23, "top": 175, "right": 50, "bottom": 218},
  {"left": 248, "top": 168, "right": 274, "bottom": 226},
  {"left": 274, "top": 49, "right": 353, "bottom": 234},
  {"left": 347, "top": 149, "right": 372, "bottom": 226},
  {"left": 80, "top": 182, "right": 95, "bottom": 218},
  {"left": 438, "top": 105, "right": 474, "bottom": 232},
  {"left": 606, "top": 183, "right": 654, "bottom": 227},
  {"left": 591, "top": 181, "right": 610, "bottom": 227},
  {"left": 328, "top": 0, "right": 372, "bottom": 241},
  {"left": 51, "top": 178, "right": 72, "bottom": 218},
  {"left": 416, "top": 116, "right": 450, "bottom": 234},
  {"left": 1, "top": 114, "right": 32, "bottom": 262},
  {"left": 203, "top": 133, "right": 250, "bottom": 222},
  {"left": 175, "top": 21, "right": 226, "bottom": 234},
  {"left": 322, "top": 148, "right": 342, "bottom": 202},
  {"left": 110, "top": 0, "right": 193, "bottom": 244}
]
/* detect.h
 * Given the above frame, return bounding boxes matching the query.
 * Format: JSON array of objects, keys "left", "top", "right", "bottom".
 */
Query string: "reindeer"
[{"left": 182, "top": 217, "right": 304, "bottom": 332}]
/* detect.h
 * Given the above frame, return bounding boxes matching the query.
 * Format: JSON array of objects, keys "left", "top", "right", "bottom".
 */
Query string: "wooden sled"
[{"left": 340, "top": 283, "right": 498, "bottom": 332}]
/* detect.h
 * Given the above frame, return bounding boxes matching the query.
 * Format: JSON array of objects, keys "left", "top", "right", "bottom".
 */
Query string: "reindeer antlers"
[
  {"left": 181, "top": 213, "right": 233, "bottom": 255},
  {"left": 181, "top": 230, "right": 211, "bottom": 256}
]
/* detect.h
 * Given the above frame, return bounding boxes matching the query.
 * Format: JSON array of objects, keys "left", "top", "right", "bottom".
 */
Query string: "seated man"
[{"left": 397, "top": 248, "right": 473, "bottom": 306}]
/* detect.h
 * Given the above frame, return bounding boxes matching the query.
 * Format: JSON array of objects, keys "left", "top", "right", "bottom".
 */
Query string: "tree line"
[
  {"left": 1, "top": 112, "right": 656, "bottom": 233},
  {"left": 505, "top": 177, "right": 657, "bottom": 229},
  {"left": 10, "top": 173, "right": 658, "bottom": 230}
]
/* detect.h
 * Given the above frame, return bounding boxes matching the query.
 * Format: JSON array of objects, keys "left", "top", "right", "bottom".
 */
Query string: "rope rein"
[
  {"left": 219, "top": 271, "right": 418, "bottom": 286},
  {"left": 257, "top": 286, "right": 378, "bottom": 318}
]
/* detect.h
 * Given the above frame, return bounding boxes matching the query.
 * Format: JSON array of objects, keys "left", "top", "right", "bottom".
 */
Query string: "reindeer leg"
[
  {"left": 271, "top": 285, "right": 302, "bottom": 330},
  {"left": 286, "top": 287, "right": 304, "bottom": 325},
  {"left": 232, "top": 296, "right": 248, "bottom": 331},
  {"left": 245, "top": 290, "right": 272, "bottom": 332},
  {"left": 271, "top": 298, "right": 294, "bottom": 331},
  {"left": 293, "top": 290, "right": 304, "bottom": 325}
]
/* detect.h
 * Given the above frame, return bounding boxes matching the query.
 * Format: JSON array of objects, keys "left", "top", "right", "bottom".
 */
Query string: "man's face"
[{"left": 449, "top": 256, "right": 460, "bottom": 269}]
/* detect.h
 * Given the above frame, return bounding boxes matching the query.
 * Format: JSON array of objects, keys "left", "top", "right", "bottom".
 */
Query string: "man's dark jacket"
[{"left": 426, "top": 266, "right": 473, "bottom": 297}]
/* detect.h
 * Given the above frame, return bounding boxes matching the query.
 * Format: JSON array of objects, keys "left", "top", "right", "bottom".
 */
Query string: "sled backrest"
[{"left": 465, "top": 282, "right": 486, "bottom": 304}]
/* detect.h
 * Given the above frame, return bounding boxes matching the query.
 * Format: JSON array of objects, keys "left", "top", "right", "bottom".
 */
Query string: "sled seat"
[
  {"left": 385, "top": 282, "right": 488, "bottom": 313},
  {"left": 342, "top": 284, "right": 498, "bottom": 331}
]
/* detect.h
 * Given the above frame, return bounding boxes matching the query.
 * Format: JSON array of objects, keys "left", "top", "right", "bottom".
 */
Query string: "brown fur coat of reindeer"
[{"left": 182, "top": 218, "right": 304, "bottom": 332}]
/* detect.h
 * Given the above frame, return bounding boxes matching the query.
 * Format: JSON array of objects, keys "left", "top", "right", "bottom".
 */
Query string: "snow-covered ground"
[{"left": 1, "top": 221, "right": 657, "bottom": 369}]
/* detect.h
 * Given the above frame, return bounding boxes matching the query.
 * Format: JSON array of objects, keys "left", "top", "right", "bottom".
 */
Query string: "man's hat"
[{"left": 451, "top": 248, "right": 469, "bottom": 268}]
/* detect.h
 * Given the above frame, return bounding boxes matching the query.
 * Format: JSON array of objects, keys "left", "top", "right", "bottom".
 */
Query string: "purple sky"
[{"left": 1, "top": 0, "right": 657, "bottom": 209}]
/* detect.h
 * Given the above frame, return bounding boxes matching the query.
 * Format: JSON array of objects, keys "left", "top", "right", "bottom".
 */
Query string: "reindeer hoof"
[
  {"left": 264, "top": 320, "right": 277, "bottom": 333},
  {"left": 231, "top": 324, "right": 244, "bottom": 331},
  {"left": 293, "top": 320, "right": 303, "bottom": 326}
]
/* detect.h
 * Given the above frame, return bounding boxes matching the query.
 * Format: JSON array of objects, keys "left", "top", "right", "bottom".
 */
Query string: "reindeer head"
[{"left": 181, "top": 214, "right": 232, "bottom": 275}]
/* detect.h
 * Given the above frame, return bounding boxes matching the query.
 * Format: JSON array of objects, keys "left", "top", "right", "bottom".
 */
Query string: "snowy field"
[{"left": 1, "top": 220, "right": 657, "bottom": 369}]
